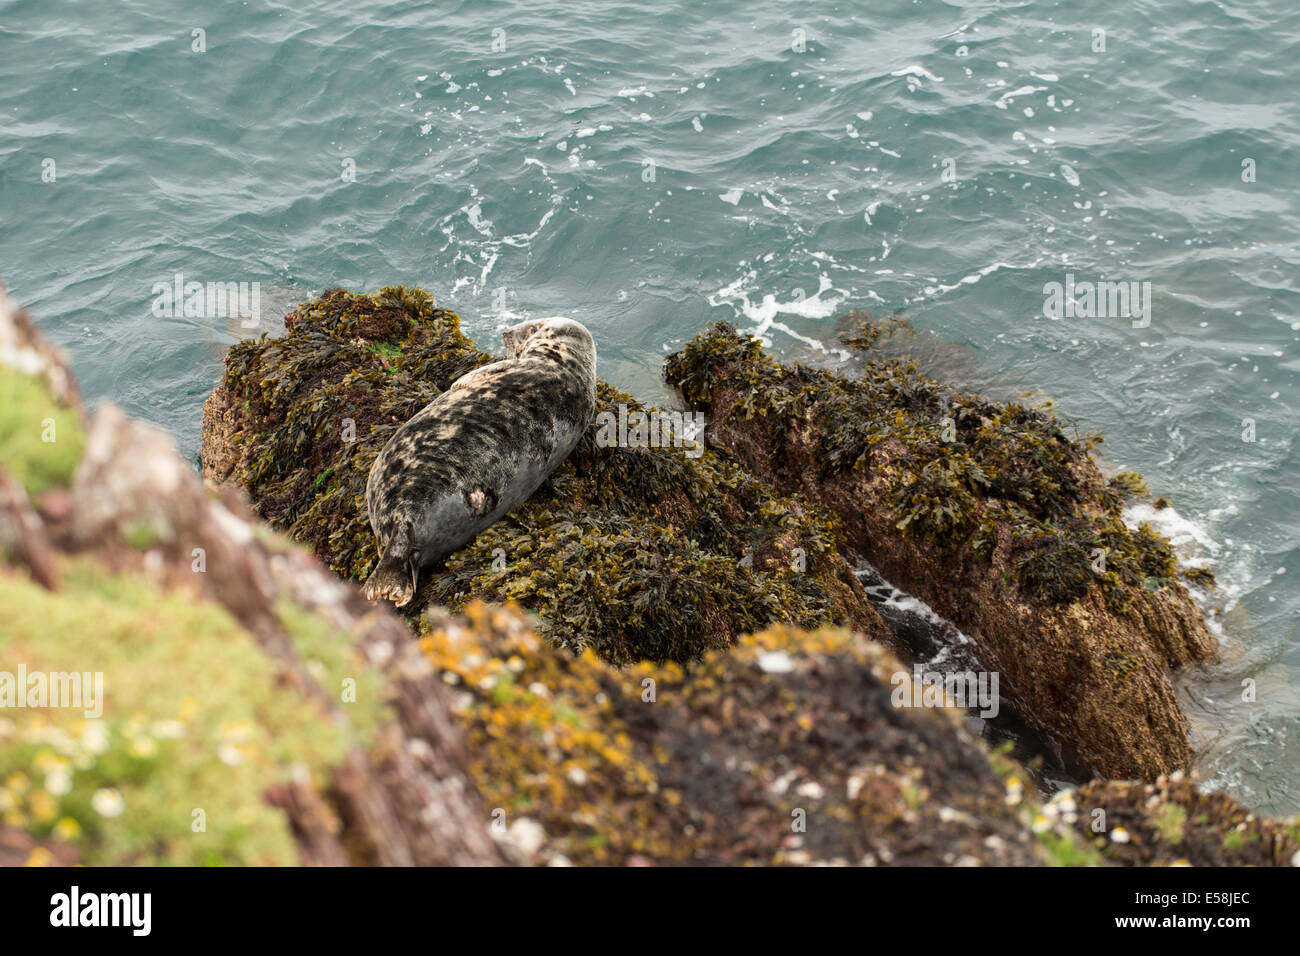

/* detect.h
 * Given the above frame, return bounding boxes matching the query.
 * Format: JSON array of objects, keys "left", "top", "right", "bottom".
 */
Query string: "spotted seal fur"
[{"left": 362, "top": 316, "right": 597, "bottom": 606}]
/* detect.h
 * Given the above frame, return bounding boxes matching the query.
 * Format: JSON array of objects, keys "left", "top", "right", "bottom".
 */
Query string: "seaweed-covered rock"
[
  {"left": 665, "top": 319, "right": 1217, "bottom": 781},
  {"left": 202, "top": 287, "right": 891, "bottom": 664}
]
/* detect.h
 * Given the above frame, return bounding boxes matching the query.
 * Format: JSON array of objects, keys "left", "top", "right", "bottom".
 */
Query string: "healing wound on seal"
[{"left": 464, "top": 487, "right": 497, "bottom": 516}]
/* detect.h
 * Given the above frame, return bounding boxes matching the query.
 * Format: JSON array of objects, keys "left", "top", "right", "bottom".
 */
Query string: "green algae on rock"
[
  {"left": 202, "top": 287, "right": 892, "bottom": 665},
  {"left": 665, "top": 318, "right": 1218, "bottom": 781}
]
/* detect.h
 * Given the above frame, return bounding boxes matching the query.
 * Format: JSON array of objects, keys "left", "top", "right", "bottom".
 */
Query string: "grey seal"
[{"left": 362, "top": 316, "right": 597, "bottom": 606}]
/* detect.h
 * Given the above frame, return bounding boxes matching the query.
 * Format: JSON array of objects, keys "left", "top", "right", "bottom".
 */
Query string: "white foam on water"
[
  {"left": 995, "top": 85, "right": 1046, "bottom": 109},
  {"left": 707, "top": 272, "right": 848, "bottom": 354},
  {"left": 719, "top": 188, "right": 743, "bottom": 205},
  {"left": 891, "top": 64, "right": 944, "bottom": 83},
  {"left": 855, "top": 564, "right": 973, "bottom": 667},
  {"left": 1123, "top": 501, "right": 1221, "bottom": 565},
  {"left": 465, "top": 202, "right": 493, "bottom": 236},
  {"left": 1122, "top": 500, "right": 1244, "bottom": 638},
  {"left": 433, "top": 159, "right": 563, "bottom": 296},
  {"left": 920, "top": 258, "right": 1042, "bottom": 299}
]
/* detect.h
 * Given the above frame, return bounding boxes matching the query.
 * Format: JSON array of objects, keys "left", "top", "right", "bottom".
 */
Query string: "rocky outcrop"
[
  {"left": 664, "top": 320, "right": 1217, "bottom": 782},
  {"left": 201, "top": 287, "right": 894, "bottom": 664},
  {"left": 421, "top": 604, "right": 1052, "bottom": 865}
]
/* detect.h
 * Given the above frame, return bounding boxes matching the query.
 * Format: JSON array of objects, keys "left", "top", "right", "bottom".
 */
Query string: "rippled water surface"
[{"left": 2, "top": 0, "right": 1297, "bottom": 812}]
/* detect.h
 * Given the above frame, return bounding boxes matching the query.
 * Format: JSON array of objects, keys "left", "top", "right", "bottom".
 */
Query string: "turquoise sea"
[{"left": 2, "top": 0, "right": 1297, "bottom": 813}]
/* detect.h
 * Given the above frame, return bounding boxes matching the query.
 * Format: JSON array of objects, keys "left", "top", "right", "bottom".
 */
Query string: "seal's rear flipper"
[
  {"left": 363, "top": 521, "right": 419, "bottom": 607},
  {"left": 362, "top": 559, "right": 415, "bottom": 607}
]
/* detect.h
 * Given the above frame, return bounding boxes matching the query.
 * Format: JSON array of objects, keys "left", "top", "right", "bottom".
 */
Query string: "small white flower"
[
  {"left": 757, "top": 650, "right": 795, "bottom": 674},
  {"left": 507, "top": 818, "right": 546, "bottom": 856},
  {"left": 81, "top": 723, "right": 109, "bottom": 756},
  {"left": 91, "top": 788, "right": 125, "bottom": 818},
  {"left": 152, "top": 720, "right": 186, "bottom": 739},
  {"left": 45, "top": 769, "right": 73, "bottom": 797},
  {"left": 1111, "top": 827, "right": 1131, "bottom": 844}
]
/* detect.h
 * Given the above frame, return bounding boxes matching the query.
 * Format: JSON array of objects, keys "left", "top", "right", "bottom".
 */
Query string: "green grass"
[
  {"left": 0, "top": 370, "right": 84, "bottom": 495},
  {"left": 0, "top": 560, "right": 356, "bottom": 865}
]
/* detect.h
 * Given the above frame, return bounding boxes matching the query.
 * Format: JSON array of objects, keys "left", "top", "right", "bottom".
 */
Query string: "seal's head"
[
  {"left": 502, "top": 318, "right": 546, "bottom": 358},
  {"left": 502, "top": 316, "right": 596, "bottom": 378}
]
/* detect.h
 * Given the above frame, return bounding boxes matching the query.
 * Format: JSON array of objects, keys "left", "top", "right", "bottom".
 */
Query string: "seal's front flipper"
[{"left": 464, "top": 487, "right": 498, "bottom": 517}]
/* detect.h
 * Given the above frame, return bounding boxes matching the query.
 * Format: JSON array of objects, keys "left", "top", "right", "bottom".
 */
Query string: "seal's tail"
[{"left": 362, "top": 558, "right": 415, "bottom": 607}]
